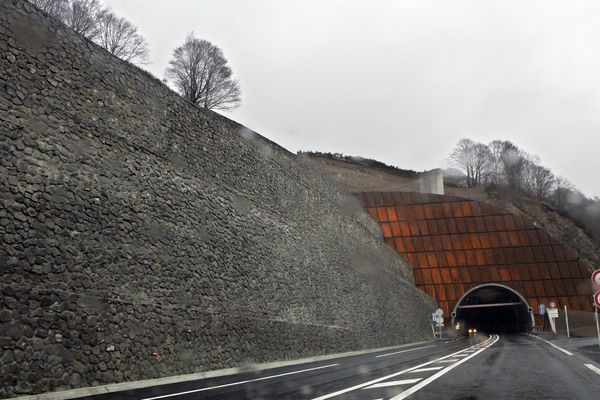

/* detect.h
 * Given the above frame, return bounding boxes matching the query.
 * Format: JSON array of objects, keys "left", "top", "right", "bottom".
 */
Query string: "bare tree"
[
  {"left": 166, "top": 33, "right": 241, "bottom": 111},
  {"left": 95, "top": 9, "right": 149, "bottom": 64},
  {"left": 551, "top": 177, "right": 574, "bottom": 210},
  {"left": 64, "top": 0, "right": 103, "bottom": 39},
  {"left": 528, "top": 163, "right": 555, "bottom": 199},
  {"left": 449, "top": 139, "right": 490, "bottom": 187},
  {"left": 29, "top": 0, "right": 150, "bottom": 64},
  {"left": 29, "top": 0, "right": 68, "bottom": 20},
  {"left": 487, "top": 140, "right": 508, "bottom": 186},
  {"left": 498, "top": 142, "right": 527, "bottom": 189}
]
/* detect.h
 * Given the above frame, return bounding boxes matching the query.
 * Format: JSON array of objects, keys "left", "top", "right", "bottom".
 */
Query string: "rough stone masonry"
[{"left": 0, "top": 0, "right": 435, "bottom": 396}]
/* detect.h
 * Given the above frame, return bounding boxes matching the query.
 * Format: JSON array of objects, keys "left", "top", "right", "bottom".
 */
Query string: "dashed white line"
[
  {"left": 388, "top": 335, "right": 500, "bottom": 400},
  {"left": 141, "top": 363, "right": 339, "bottom": 400},
  {"left": 375, "top": 345, "right": 435, "bottom": 358},
  {"left": 437, "top": 359, "right": 460, "bottom": 363},
  {"left": 311, "top": 336, "right": 495, "bottom": 400},
  {"left": 409, "top": 366, "right": 444, "bottom": 373},
  {"left": 362, "top": 379, "right": 422, "bottom": 389},
  {"left": 585, "top": 364, "right": 600, "bottom": 376}
]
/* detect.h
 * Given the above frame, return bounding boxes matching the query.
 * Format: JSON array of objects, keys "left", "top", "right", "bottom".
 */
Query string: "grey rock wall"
[{"left": 0, "top": 0, "right": 435, "bottom": 396}]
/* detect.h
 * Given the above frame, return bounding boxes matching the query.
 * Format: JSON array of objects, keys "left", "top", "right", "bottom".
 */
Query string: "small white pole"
[
  {"left": 564, "top": 305, "right": 570, "bottom": 339},
  {"left": 596, "top": 305, "right": 600, "bottom": 350}
]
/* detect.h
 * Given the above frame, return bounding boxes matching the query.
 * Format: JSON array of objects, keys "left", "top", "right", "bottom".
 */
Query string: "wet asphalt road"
[
  {"left": 73, "top": 334, "right": 600, "bottom": 400},
  {"left": 407, "top": 334, "right": 600, "bottom": 400}
]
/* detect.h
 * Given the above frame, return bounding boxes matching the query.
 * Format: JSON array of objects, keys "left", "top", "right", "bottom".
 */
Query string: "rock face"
[{"left": 0, "top": 0, "right": 435, "bottom": 396}]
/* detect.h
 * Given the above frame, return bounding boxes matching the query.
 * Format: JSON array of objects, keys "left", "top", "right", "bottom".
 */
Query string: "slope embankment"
[{"left": 0, "top": 1, "right": 435, "bottom": 396}]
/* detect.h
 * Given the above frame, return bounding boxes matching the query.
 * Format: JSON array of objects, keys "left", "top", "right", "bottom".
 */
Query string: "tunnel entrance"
[{"left": 452, "top": 284, "right": 533, "bottom": 334}]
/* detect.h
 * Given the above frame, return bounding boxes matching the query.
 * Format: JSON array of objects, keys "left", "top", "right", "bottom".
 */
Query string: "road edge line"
[
  {"left": 7, "top": 340, "right": 430, "bottom": 400},
  {"left": 534, "top": 335, "right": 574, "bottom": 356},
  {"left": 584, "top": 363, "right": 600, "bottom": 376},
  {"left": 389, "top": 335, "right": 500, "bottom": 400},
  {"left": 311, "top": 335, "right": 494, "bottom": 400},
  {"left": 141, "top": 363, "right": 340, "bottom": 400}
]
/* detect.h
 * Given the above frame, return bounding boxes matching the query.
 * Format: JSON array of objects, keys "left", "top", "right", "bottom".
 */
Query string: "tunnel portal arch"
[{"left": 451, "top": 283, "right": 535, "bottom": 334}]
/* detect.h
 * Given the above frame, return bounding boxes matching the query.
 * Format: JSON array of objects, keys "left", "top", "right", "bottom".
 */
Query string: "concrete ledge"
[{"left": 8, "top": 340, "right": 430, "bottom": 400}]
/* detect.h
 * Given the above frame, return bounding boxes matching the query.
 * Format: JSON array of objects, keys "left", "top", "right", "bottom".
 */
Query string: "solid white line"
[
  {"left": 585, "top": 364, "right": 600, "bottom": 376},
  {"left": 363, "top": 379, "right": 422, "bottom": 389},
  {"left": 536, "top": 337, "right": 574, "bottom": 356},
  {"left": 311, "top": 336, "right": 494, "bottom": 400},
  {"left": 437, "top": 359, "right": 460, "bottom": 363},
  {"left": 388, "top": 335, "right": 500, "bottom": 400},
  {"left": 409, "top": 366, "right": 444, "bottom": 373},
  {"left": 141, "top": 363, "right": 339, "bottom": 400},
  {"left": 375, "top": 345, "right": 435, "bottom": 358}
]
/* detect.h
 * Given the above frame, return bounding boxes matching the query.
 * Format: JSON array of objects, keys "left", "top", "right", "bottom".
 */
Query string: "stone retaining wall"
[{"left": 0, "top": 1, "right": 435, "bottom": 396}]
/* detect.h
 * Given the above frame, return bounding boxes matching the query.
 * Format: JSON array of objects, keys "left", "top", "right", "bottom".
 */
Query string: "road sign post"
[
  {"left": 594, "top": 291, "right": 600, "bottom": 350},
  {"left": 564, "top": 305, "right": 570, "bottom": 339},
  {"left": 434, "top": 308, "right": 444, "bottom": 339},
  {"left": 546, "top": 302, "right": 559, "bottom": 334},
  {"left": 592, "top": 270, "right": 600, "bottom": 349}
]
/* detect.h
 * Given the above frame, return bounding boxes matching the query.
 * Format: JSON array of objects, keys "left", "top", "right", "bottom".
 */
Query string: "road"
[{"left": 73, "top": 334, "right": 600, "bottom": 400}]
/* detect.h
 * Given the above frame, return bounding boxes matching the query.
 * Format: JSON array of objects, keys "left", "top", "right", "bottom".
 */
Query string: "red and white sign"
[
  {"left": 592, "top": 269, "right": 600, "bottom": 287},
  {"left": 549, "top": 301, "right": 557, "bottom": 308},
  {"left": 594, "top": 291, "right": 600, "bottom": 309}
]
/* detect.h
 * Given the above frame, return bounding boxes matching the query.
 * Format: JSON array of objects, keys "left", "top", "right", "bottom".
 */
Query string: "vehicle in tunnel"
[{"left": 452, "top": 283, "right": 534, "bottom": 334}]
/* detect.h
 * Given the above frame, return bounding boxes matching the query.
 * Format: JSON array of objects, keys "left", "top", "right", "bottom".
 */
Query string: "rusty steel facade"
[{"left": 356, "top": 192, "right": 594, "bottom": 316}]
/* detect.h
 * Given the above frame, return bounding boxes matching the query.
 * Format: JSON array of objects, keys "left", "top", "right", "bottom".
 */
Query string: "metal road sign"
[
  {"left": 435, "top": 316, "right": 444, "bottom": 324},
  {"left": 594, "top": 291, "right": 600, "bottom": 308},
  {"left": 549, "top": 301, "right": 557, "bottom": 308},
  {"left": 592, "top": 269, "right": 600, "bottom": 287},
  {"left": 547, "top": 308, "right": 559, "bottom": 319},
  {"left": 434, "top": 308, "right": 444, "bottom": 317}
]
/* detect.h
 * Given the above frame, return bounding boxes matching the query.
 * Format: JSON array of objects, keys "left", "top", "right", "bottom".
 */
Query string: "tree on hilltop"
[
  {"left": 29, "top": 0, "right": 150, "bottom": 65},
  {"left": 166, "top": 33, "right": 241, "bottom": 111},
  {"left": 95, "top": 9, "right": 149, "bottom": 64}
]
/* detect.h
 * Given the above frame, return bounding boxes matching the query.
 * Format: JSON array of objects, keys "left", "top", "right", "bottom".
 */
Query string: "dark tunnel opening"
[{"left": 453, "top": 284, "right": 532, "bottom": 334}]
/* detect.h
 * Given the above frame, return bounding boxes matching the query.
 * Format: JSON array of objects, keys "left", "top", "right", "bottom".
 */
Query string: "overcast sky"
[{"left": 103, "top": 0, "right": 600, "bottom": 197}]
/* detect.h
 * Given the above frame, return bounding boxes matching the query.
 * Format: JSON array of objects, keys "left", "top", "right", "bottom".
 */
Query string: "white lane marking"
[
  {"left": 362, "top": 379, "right": 422, "bottom": 389},
  {"left": 375, "top": 345, "right": 435, "bottom": 358},
  {"left": 535, "top": 336, "right": 574, "bottom": 356},
  {"left": 437, "top": 359, "right": 460, "bottom": 363},
  {"left": 388, "top": 335, "right": 500, "bottom": 400},
  {"left": 141, "top": 363, "right": 339, "bottom": 400},
  {"left": 409, "top": 366, "right": 444, "bottom": 373},
  {"left": 585, "top": 364, "right": 600, "bottom": 376},
  {"left": 311, "top": 336, "right": 494, "bottom": 400}
]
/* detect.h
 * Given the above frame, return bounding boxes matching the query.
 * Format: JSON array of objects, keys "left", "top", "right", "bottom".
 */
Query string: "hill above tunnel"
[
  {"left": 305, "top": 153, "right": 600, "bottom": 273},
  {"left": 0, "top": 1, "right": 436, "bottom": 396}
]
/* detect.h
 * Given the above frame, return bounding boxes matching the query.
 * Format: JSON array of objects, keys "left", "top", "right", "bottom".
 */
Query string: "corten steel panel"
[{"left": 357, "top": 191, "right": 595, "bottom": 316}]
